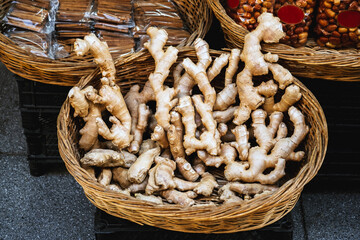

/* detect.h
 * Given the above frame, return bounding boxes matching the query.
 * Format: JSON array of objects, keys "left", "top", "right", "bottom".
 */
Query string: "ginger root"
[{"left": 71, "top": 22, "right": 310, "bottom": 207}]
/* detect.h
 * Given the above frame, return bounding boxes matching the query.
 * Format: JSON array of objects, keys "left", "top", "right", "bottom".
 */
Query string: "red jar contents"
[
  {"left": 277, "top": 5, "right": 304, "bottom": 24},
  {"left": 315, "top": 0, "right": 360, "bottom": 48},
  {"left": 227, "top": 0, "right": 240, "bottom": 9},
  {"left": 274, "top": 0, "right": 316, "bottom": 47},
  {"left": 337, "top": 10, "right": 360, "bottom": 28}
]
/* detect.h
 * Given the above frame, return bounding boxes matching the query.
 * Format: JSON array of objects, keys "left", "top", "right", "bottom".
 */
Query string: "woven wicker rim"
[
  {"left": 0, "top": 0, "right": 212, "bottom": 86},
  {"left": 57, "top": 47, "right": 328, "bottom": 233},
  {"left": 207, "top": 0, "right": 360, "bottom": 81}
]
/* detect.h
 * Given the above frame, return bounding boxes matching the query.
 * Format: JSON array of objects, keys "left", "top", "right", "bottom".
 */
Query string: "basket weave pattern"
[
  {"left": 207, "top": 0, "right": 360, "bottom": 82},
  {"left": 57, "top": 47, "right": 328, "bottom": 233},
  {"left": 0, "top": 0, "right": 212, "bottom": 86}
]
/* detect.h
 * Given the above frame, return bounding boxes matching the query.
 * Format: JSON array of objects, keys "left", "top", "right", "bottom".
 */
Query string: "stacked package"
[
  {"left": 3, "top": 0, "right": 52, "bottom": 57},
  {"left": 54, "top": 0, "right": 93, "bottom": 58},
  {"left": 133, "top": 0, "right": 190, "bottom": 48},
  {"left": 91, "top": 0, "right": 135, "bottom": 59},
  {"left": 1, "top": 0, "right": 190, "bottom": 59}
]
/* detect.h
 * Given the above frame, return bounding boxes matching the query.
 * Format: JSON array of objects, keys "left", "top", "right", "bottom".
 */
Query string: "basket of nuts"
[
  {"left": 0, "top": 0, "right": 212, "bottom": 86},
  {"left": 207, "top": 0, "right": 360, "bottom": 81},
  {"left": 57, "top": 14, "right": 327, "bottom": 233}
]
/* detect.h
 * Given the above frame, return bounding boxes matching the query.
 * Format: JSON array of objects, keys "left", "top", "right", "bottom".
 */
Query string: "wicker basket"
[
  {"left": 207, "top": 0, "right": 360, "bottom": 82},
  {"left": 0, "top": 0, "right": 212, "bottom": 86},
  {"left": 57, "top": 46, "right": 327, "bottom": 233}
]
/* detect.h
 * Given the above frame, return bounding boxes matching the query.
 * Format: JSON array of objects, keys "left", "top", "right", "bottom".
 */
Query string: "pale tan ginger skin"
[
  {"left": 173, "top": 38, "right": 212, "bottom": 98},
  {"left": 80, "top": 149, "right": 128, "bottom": 167},
  {"left": 214, "top": 83, "right": 238, "bottom": 111},
  {"left": 175, "top": 157, "right": 199, "bottom": 182},
  {"left": 176, "top": 96, "right": 220, "bottom": 156},
  {"left": 231, "top": 125, "right": 250, "bottom": 161},
  {"left": 240, "top": 13, "right": 285, "bottom": 76},
  {"left": 86, "top": 77, "right": 132, "bottom": 149},
  {"left": 106, "top": 184, "right": 131, "bottom": 195},
  {"left": 145, "top": 156, "right": 176, "bottom": 195},
  {"left": 138, "top": 139, "right": 159, "bottom": 155},
  {"left": 193, "top": 172, "right": 218, "bottom": 197},
  {"left": 74, "top": 33, "right": 116, "bottom": 81},
  {"left": 68, "top": 86, "right": 89, "bottom": 118},
  {"left": 207, "top": 53, "right": 230, "bottom": 82},
  {"left": 96, "top": 116, "right": 133, "bottom": 150},
  {"left": 197, "top": 143, "right": 237, "bottom": 168},
  {"left": 225, "top": 107, "right": 309, "bottom": 184},
  {"left": 173, "top": 172, "right": 218, "bottom": 197},
  {"left": 213, "top": 106, "right": 238, "bottom": 123},
  {"left": 192, "top": 157, "right": 206, "bottom": 176},
  {"left": 135, "top": 193, "right": 163, "bottom": 205},
  {"left": 98, "top": 168, "right": 112, "bottom": 186},
  {"left": 219, "top": 182, "right": 278, "bottom": 203},
  {"left": 68, "top": 86, "right": 104, "bottom": 151},
  {"left": 124, "top": 82, "right": 155, "bottom": 153},
  {"left": 225, "top": 48, "right": 241, "bottom": 87},
  {"left": 167, "top": 111, "right": 186, "bottom": 159},
  {"left": 219, "top": 183, "right": 244, "bottom": 204},
  {"left": 144, "top": 27, "right": 179, "bottom": 131},
  {"left": 151, "top": 125, "right": 169, "bottom": 149},
  {"left": 233, "top": 68, "right": 279, "bottom": 125},
  {"left": 112, "top": 167, "right": 132, "bottom": 189},
  {"left": 129, "top": 103, "right": 151, "bottom": 153},
  {"left": 273, "top": 84, "right": 302, "bottom": 112},
  {"left": 160, "top": 189, "right": 196, "bottom": 207},
  {"left": 127, "top": 146, "right": 161, "bottom": 183}
]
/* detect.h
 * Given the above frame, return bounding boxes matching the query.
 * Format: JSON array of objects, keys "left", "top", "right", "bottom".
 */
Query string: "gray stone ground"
[{"left": 0, "top": 62, "right": 359, "bottom": 240}]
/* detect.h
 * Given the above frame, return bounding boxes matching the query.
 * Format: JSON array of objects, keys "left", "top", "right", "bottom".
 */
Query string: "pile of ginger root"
[{"left": 68, "top": 13, "right": 309, "bottom": 207}]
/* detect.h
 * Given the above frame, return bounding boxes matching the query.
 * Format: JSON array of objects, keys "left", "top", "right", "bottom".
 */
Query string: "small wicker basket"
[
  {"left": 0, "top": 0, "right": 212, "bottom": 86},
  {"left": 57, "top": 47, "right": 328, "bottom": 233},
  {"left": 207, "top": 0, "right": 360, "bottom": 82}
]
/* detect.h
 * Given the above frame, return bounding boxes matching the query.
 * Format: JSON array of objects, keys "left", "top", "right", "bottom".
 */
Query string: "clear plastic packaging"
[
  {"left": 132, "top": 0, "right": 190, "bottom": 49},
  {"left": 274, "top": 0, "right": 316, "bottom": 47},
  {"left": 56, "top": 0, "right": 93, "bottom": 22},
  {"left": 4, "top": 0, "right": 51, "bottom": 33},
  {"left": 91, "top": 0, "right": 134, "bottom": 26},
  {"left": 315, "top": 0, "right": 360, "bottom": 48},
  {"left": 6, "top": 29, "right": 50, "bottom": 57},
  {"left": 96, "top": 30, "right": 135, "bottom": 59},
  {"left": 225, "top": 0, "right": 275, "bottom": 31}
]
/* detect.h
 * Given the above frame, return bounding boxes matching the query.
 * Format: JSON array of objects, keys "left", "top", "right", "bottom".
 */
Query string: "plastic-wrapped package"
[
  {"left": 4, "top": 0, "right": 51, "bottom": 32},
  {"left": 6, "top": 29, "right": 50, "bottom": 57},
  {"left": 225, "top": 0, "right": 275, "bottom": 31},
  {"left": 132, "top": 0, "right": 190, "bottom": 49},
  {"left": 96, "top": 30, "right": 135, "bottom": 59},
  {"left": 91, "top": 0, "right": 133, "bottom": 26},
  {"left": 274, "top": 0, "right": 316, "bottom": 47},
  {"left": 53, "top": 0, "right": 94, "bottom": 58},
  {"left": 315, "top": 0, "right": 360, "bottom": 48},
  {"left": 56, "top": 0, "right": 93, "bottom": 22}
]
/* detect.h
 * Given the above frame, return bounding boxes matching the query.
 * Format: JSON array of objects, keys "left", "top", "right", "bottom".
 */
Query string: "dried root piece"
[
  {"left": 135, "top": 193, "right": 163, "bottom": 205},
  {"left": 175, "top": 157, "right": 199, "bottom": 182},
  {"left": 173, "top": 172, "right": 218, "bottom": 197},
  {"left": 80, "top": 149, "right": 129, "bottom": 167},
  {"left": 167, "top": 111, "right": 186, "bottom": 159},
  {"left": 74, "top": 33, "right": 116, "bottom": 81},
  {"left": 129, "top": 103, "right": 151, "bottom": 153},
  {"left": 219, "top": 182, "right": 278, "bottom": 203},
  {"left": 173, "top": 38, "right": 212, "bottom": 98},
  {"left": 225, "top": 48, "right": 241, "bottom": 87},
  {"left": 68, "top": 86, "right": 90, "bottom": 118},
  {"left": 98, "top": 168, "right": 112, "bottom": 186},
  {"left": 160, "top": 189, "right": 196, "bottom": 207},
  {"left": 125, "top": 82, "right": 155, "bottom": 153},
  {"left": 145, "top": 156, "right": 176, "bottom": 195},
  {"left": 128, "top": 146, "right": 161, "bottom": 183},
  {"left": 197, "top": 143, "right": 237, "bottom": 168},
  {"left": 225, "top": 107, "right": 309, "bottom": 184},
  {"left": 144, "top": 27, "right": 179, "bottom": 131}
]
